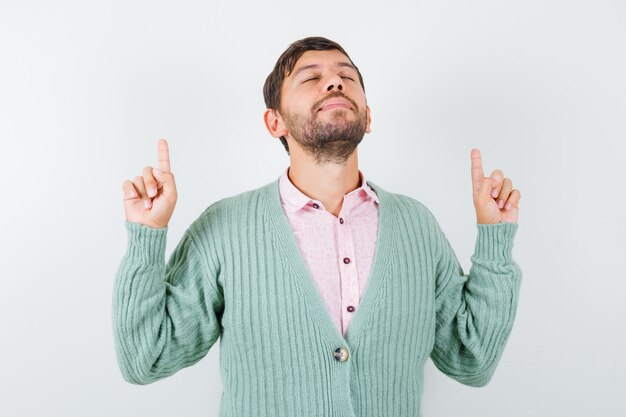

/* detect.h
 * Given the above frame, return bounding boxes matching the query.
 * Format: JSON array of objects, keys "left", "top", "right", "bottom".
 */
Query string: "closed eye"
[{"left": 303, "top": 76, "right": 355, "bottom": 83}]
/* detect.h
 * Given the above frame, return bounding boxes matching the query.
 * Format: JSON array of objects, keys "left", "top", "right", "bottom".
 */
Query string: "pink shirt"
[{"left": 278, "top": 166, "right": 380, "bottom": 336}]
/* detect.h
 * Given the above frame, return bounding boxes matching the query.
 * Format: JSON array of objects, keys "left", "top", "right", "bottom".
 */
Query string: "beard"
[{"left": 281, "top": 96, "right": 368, "bottom": 165}]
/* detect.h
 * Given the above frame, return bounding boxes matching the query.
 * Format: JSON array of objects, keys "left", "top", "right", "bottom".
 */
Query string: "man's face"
[{"left": 277, "top": 49, "right": 371, "bottom": 164}]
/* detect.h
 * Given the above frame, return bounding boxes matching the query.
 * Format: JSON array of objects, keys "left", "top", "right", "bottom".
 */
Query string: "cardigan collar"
[{"left": 265, "top": 175, "right": 394, "bottom": 346}]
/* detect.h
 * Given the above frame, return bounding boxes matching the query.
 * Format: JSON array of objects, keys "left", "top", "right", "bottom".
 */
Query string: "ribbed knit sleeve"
[
  {"left": 112, "top": 220, "right": 224, "bottom": 385},
  {"left": 430, "top": 220, "right": 522, "bottom": 387}
]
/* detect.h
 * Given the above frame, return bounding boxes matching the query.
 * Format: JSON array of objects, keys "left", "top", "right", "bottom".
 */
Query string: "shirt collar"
[{"left": 278, "top": 166, "right": 379, "bottom": 213}]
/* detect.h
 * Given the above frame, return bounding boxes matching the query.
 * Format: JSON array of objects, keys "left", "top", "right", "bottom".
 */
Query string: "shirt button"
[
  {"left": 343, "top": 257, "right": 351, "bottom": 264},
  {"left": 312, "top": 203, "right": 319, "bottom": 209},
  {"left": 347, "top": 306, "right": 355, "bottom": 312},
  {"left": 334, "top": 347, "right": 349, "bottom": 362},
  {"left": 339, "top": 217, "right": 344, "bottom": 224}
]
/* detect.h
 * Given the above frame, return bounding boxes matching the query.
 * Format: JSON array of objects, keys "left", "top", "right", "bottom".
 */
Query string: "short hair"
[{"left": 263, "top": 36, "right": 366, "bottom": 155}]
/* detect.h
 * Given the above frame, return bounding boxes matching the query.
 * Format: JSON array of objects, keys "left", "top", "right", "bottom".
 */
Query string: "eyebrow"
[{"left": 291, "top": 61, "right": 357, "bottom": 79}]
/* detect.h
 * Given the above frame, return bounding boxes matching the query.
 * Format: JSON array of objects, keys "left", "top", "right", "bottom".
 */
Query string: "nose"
[{"left": 323, "top": 73, "right": 344, "bottom": 92}]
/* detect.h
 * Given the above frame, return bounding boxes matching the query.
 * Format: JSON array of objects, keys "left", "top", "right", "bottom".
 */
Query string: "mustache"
[{"left": 313, "top": 91, "right": 359, "bottom": 113}]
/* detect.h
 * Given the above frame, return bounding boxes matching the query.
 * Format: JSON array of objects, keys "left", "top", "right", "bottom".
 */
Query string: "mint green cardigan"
[{"left": 112, "top": 176, "right": 522, "bottom": 417}]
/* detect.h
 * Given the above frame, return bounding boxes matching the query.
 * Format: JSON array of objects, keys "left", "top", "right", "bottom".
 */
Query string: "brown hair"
[{"left": 263, "top": 36, "right": 366, "bottom": 154}]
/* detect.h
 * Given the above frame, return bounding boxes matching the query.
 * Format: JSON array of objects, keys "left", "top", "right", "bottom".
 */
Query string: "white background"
[{"left": 1, "top": 1, "right": 625, "bottom": 416}]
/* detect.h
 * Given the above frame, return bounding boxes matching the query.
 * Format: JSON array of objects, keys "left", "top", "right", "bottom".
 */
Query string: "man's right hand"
[{"left": 122, "top": 138, "right": 178, "bottom": 229}]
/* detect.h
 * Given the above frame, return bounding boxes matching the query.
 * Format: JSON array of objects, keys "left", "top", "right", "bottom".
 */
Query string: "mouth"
[{"left": 318, "top": 99, "right": 352, "bottom": 112}]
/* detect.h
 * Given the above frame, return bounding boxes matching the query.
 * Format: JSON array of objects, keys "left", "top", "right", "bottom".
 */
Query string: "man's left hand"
[{"left": 470, "top": 148, "right": 521, "bottom": 225}]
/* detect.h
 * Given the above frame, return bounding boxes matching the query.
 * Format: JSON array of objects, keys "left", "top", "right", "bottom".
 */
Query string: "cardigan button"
[
  {"left": 312, "top": 203, "right": 319, "bottom": 209},
  {"left": 339, "top": 217, "right": 344, "bottom": 224},
  {"left": 343, "top": 257, "right": 350, "bottom": 264},
  {"left": 334, "top": 347, "right": 349, "bottom": 362}
]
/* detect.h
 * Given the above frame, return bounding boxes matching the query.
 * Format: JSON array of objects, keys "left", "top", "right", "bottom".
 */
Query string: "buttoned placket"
[
  {"left": 336, "top": 196, "right": 360, "bottom": 336},
  {"left": 307, "top": 193, "right": 362, "bottom": 337}
]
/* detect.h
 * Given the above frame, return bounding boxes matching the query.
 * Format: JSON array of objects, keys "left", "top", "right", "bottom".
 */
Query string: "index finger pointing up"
[
  {"left": 471, "top": 148, "right": 484, "bottom": 184},
  {"left": 157, "top": 138, "right": 171, "bottom": 173}
]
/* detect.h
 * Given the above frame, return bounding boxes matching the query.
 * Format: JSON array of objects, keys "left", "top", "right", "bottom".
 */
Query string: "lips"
[{"left": 318, "top": 98, "right": 352, "bottom": 112}]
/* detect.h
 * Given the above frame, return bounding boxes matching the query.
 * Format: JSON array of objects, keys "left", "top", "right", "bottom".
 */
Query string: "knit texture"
[{"left": 112, "top": 176, "right": 522, "bottom": 417}]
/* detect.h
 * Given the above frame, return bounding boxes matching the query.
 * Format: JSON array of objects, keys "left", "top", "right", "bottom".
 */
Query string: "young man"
[{"left": 114, "top": 36, "right": 522, "bottom": 417}]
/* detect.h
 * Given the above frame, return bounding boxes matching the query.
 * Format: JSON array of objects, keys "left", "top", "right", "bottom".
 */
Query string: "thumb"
[{"left": 152, "top": 168, "right": 177, "bottom": 199}]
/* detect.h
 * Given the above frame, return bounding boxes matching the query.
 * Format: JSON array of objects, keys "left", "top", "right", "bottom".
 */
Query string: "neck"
[{"left": 287, "top": 147, "right": 361, "bottom": 217}]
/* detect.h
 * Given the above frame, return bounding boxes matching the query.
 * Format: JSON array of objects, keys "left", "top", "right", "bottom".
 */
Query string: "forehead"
[{"left": 287, "top": 49, "right": 354, "bottom": 78}]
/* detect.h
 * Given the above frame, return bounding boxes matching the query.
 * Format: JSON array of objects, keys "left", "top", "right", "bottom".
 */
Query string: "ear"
[
  {"left": 365, "top": 105, "right": 372, "bottom": 134},
  {"left": 263, "top": 108, "right": 288, "bottom": 138}
]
